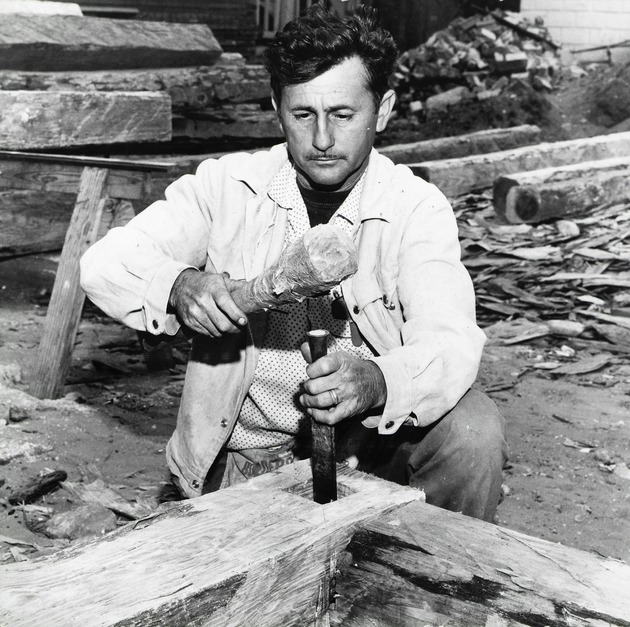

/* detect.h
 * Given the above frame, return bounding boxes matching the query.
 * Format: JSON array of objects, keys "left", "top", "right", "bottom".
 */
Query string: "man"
[{"left": 81, "top": 4, "right": 508, "bottom": 521}]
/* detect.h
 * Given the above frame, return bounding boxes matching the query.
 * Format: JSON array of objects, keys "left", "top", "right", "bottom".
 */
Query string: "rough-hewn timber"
[
  {"left": 0, "top": 14, "right": 222, "bottom": 71},
  {"left": 1, "top": 461, "right": 629, "bottom": 626},
  {"left": 411, "top": 131, "right": 630, "bottom": 198},
  {"left": 379, "top": 125, "right": 540, "bottom": 164},
  {"left": 493, "top": 156, "right": 630, "bottom": 224},
  {"left": 0, "top": 462, "right": 423, "bottom": 626},
  {"left": 332, "top": 499, "right": 630, "bottom": 626},
  {"left": 0, "top": 58, "right": 270, "bottom": 110},
  {"left": 0, "top": 91, "right": 171, "bottom": 149}
]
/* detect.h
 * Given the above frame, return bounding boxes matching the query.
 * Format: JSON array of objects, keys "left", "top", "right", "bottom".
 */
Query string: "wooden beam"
[
  {"left": 0, "top": 157, "right": 164, "bottom": 199},
  {"left": 0, "top": 14, "right": 222, "bottom": 71},
  {"left": 332, "top": 498, "right": 630, "bottom": 625},
  {"left": 0, "top": 154, "right": 167, "bottom": 258},
  {"left": 28, "top": 167, "right": 109, "bottom": 399},
  {"left": 0, "top": 62, "right": 271, "bottom": 110},
  {"left": 411, "top": 131, "right": 630, "bottom": 198},
  {"left": 1, "top": 461, "right": 629, "bottom": 625},
  {"left": 173, "top": 106, "right": 282, "bottom": 140},
  {"left": 0, "top": 91, "right": 172, "bottom": 150},
  {"left": 379, "top": 125, "right": 541, "bottom": 164},
  {"left": 0, "top": 462, "right": 422, "bottom": 626},
  {"left": 494, "top": 157, "right": 630, "bottom": 224},
  {"left": 0, "top": 1, "right": 81, "bottom": 14},
  {"left": 0, "top": 190, "right": 74, "bottom": 259}
]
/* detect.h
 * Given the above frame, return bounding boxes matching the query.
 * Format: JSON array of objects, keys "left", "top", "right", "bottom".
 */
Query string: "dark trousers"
[{"left": 336, "top": 388, "right": 509, "bottom": 522}]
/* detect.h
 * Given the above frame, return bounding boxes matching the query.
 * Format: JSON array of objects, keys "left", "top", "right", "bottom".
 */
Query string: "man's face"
[{"left": 274, "top": 56, "right": 395, "bottom": 192}]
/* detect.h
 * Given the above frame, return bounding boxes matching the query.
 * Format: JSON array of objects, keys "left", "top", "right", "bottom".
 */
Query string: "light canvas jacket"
[{"left": 80, "top": 144, "right": 486, "bottom": 497}]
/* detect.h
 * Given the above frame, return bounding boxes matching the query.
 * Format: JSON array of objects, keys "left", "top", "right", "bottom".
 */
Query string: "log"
[
  {"left": 1, "top": 461, "right": 629, "bottom": 626},
  {"left": 411, "top": 131, "right": 630, "bottom": 198},
  {"left": 0, "top": 14, "right": 222, "bottom": 72},
  {"left": 331, "top": 498, "right": 630, "bottom": 625},
  {"left": 494, "top": 156, "right": 630, "bottom": 224},
  {"left": 0, "top": 91, "right": 171, "bottom": 150},
  {"left": 0, "top": 59, "right": 271, "bottom": 110},
  {"left": 379, "top": 125, "right": 541, "bottom": 164}
]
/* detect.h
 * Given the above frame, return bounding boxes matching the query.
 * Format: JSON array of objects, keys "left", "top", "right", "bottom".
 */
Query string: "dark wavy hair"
[{"left": 264, "top": 3, "right": 399, "bottom": 109}]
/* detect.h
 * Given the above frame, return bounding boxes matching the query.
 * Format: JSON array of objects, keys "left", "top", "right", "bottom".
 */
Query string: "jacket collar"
[{"left": 230, "top": 143, "right": 397, "bottom": 223}]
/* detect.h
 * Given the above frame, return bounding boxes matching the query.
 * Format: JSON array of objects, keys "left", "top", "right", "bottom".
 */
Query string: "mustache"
[{"left": 307, "top": 154, "right": 344, "bottom": 160}]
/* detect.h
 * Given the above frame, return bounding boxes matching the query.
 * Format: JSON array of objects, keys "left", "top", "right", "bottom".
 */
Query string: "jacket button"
[
  {"left": 191, "top": 480, "right": 200, "bottom": 489},
  {"left": 385, "top": 421, "right": 394, "bottom": 429},
  {"left": 152, "top": 320, "right": 159, "bottom": 329},
  {"left": 220, "top": 418, "right": 228, "bottom": 428},
  {"left": 353, "top": 305, "right": 360, "bottom": 314}
]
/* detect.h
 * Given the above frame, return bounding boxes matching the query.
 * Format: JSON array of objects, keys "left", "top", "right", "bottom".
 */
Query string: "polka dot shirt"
[{"left": 227, "top": 164, "right": 375, "bottom": 451}]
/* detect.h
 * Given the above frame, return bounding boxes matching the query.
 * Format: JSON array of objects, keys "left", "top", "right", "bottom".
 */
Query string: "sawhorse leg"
[{"left": 29, "top": 167, "right": 109, "bottom": 399}]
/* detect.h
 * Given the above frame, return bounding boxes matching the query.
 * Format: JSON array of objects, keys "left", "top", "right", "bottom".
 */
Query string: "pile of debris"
[
  {"left": 455, "top": 189, "right": 630, "bottom": 383},
  {"left": 392, "top": 10, "right": 561, "bottom": 118}
]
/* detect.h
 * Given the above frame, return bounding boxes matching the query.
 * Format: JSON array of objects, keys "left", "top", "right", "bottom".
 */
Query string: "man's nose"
[{"left": 313, "top": 118, "right": 334, "bottom": 152}]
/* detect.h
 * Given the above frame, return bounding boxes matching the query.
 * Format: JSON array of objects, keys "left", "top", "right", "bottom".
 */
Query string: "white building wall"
[{"left": 520, "top": 0, "right": 630, "bottom": 63}]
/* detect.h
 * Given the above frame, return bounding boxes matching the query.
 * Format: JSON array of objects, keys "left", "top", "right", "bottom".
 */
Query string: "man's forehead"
[{"left": 281, "top": 57, "right": 372, "bottom": 105}]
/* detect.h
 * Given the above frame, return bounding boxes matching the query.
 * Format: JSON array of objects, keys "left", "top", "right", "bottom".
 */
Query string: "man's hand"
[
  {"left": 299, "top": 348, "right": 387, "bottom": 425},
  {"left": 168, "top": 269, "right": 248, "bottom": 337}
]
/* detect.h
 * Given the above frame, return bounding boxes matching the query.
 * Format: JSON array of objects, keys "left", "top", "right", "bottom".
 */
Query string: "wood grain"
[
  {"left": 411, "top": 131, "right": 630, "bottom": 197},
  {"left": 0, "top": 91, "right": 171, "bottom": 150},
  {"left": 380, "top": 124, "right": 540, "bottom": 164},
  {"left": 494, "top": 156, "right": 630, "bottom": 224},
  {"left": 332, "top": 498, "right": 630, "bottom": 626},
  {"left": 0, "top": 14, "right": 222, "bottom": 71},
  {"left": 0, "top": 462, "right": 423, "bottom": 626}
]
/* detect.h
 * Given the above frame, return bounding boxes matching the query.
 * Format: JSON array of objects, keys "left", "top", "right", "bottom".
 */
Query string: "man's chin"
[{"left": 302, "top": 169, "right": 348, "bottom": 191}]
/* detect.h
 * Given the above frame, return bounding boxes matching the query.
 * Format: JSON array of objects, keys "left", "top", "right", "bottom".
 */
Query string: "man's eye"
[
  {"left": 333, "top": 113, "right": 352, "bottom": 121},
  {"left": 294, "top": 112, "right": 312, "bottom": 121}
]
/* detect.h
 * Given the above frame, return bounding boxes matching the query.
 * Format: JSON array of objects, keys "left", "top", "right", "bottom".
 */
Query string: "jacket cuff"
[
  {"left": 361, "top": 354, "right": 415, "bottom": 434},
  {"left": 143, "top": 261, "right": 197, "bottom": 335}
]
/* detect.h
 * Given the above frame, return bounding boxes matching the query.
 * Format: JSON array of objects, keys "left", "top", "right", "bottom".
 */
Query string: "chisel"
[{"left": 307, "top": 329, "right": 338, "bottom": 504}]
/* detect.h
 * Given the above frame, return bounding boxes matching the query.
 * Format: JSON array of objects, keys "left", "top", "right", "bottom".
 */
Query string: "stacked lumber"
[
  {"left": 412, "top": 131, "right": 630, "bottom": 198},
  {"left": 393, "top": 10, "right": 560, "bottom": 118},
  {"left": 0, "top": 14, "right": 222, "bottom": 71},
  {"left": 0, "top": 91, "right": 171, "bottom": 150},
  {"left": 379, "top": 124, "right": 540, "bottom": 164},
  {"left": 0, "top": 14, "right": 277, "bottom": 149},
  {"left": 1, "top": 462, "right": 629, "bottom": 625}
]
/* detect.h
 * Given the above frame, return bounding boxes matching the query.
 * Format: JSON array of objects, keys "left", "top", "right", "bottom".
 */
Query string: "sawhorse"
[{"left": 0, "top": 150, "right": 173, "bottom": 399}]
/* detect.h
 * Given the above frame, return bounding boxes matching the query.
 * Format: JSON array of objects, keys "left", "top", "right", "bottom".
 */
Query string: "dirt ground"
[{"left": 1, "top": 61, "right": 630, "bottom": 569}]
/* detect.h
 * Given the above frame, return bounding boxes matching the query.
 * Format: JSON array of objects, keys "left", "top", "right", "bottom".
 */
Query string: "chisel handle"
[{"left": 307, "top": 329, "right": 337, "bottom": 504}]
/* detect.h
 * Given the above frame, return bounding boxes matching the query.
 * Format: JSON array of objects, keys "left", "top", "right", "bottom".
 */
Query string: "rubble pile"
[{"left": 392, "top": 11, "right": 561, "bottom": 119}]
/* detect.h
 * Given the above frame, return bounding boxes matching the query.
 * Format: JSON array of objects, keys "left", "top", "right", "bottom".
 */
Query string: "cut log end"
[{"left": 506, "top": 186, "right": 542, "bottom": 223}]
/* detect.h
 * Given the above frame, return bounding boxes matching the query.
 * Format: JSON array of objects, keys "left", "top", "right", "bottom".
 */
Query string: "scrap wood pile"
[
  {"left": 457, "top": 190, "right": 630, "bottom": 383},
  {"left": 0, "top": 11, "right": 277, "bottom": 151},
  {"left": 392, "top": 10, "right": 561, "bottom": 118}
]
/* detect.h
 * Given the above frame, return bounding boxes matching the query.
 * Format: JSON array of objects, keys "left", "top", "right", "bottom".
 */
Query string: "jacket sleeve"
[
  {"left": 369, "top": 188, "right": 486, "bottom": 432},
  {"left": 80, "top": 160, "right": 220, "bottom": 335}
]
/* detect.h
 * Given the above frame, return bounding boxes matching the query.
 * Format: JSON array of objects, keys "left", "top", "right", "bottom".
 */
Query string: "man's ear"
[
  {"left": 271, "top": 93, "right": 285, "bottom": 132},
  {"left": 376, "top": 89, "right": 396, "bottom": 133}
]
